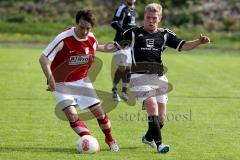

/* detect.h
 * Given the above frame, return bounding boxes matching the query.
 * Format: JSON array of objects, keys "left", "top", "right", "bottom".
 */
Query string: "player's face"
[
  {"left": 75, "top": 20, "right": 92, "bottom": 39},
  {"left": 126, "top": 0, "right": 136, "bottom": 6},
  {"left": 144, "top": 11, "right": 161, "bottom": 33}
]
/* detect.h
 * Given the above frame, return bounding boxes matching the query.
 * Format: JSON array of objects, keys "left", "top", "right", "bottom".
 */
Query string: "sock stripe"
[
  {"left": 99, "top": 121, "right": 111, "bottom": 130},
  {"left": 97, "top": 115, "right": 114, "bottom": 143},
  {"left": 70, "top": 119, "right": 91, "bottom": 137},
  {"left": 70, "top": 119, "right": 87, "bottom": 128},
  {"left": 79, "top": 131, "right": 91, "bottom": 137},
  {"left": 72, "top": 126, "right": 90, "bottom": 133},
  {"left": 97, "top": 115, "right": 109, "bottom": 124}
]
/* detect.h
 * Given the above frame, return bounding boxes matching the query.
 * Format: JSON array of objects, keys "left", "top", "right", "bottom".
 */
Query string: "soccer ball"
[{"left": 76, "top": 135, "right": 100, "bottom": 153}]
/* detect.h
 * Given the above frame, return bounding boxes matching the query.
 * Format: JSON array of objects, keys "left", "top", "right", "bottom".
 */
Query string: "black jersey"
[
  {"left": 111, "top": 4, "right": 137, "bottom": 41},
  {"left": 117, "top": 27, "right": 186, "bottom": 75}
]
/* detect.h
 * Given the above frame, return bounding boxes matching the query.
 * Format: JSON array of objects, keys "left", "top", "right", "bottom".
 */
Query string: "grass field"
[{"left": 0, "top": 45, "right": 239, "bottom": 160}]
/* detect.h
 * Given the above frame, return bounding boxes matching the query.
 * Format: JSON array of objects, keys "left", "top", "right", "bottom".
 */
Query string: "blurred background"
[{"left": 0, "top": 0, "right": 239, "bottom": 49}]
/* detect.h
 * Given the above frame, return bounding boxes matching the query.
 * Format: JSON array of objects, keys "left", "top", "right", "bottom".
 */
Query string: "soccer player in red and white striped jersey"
[{"left": 39, "top": 9, "right": 119, "bottom": 152}]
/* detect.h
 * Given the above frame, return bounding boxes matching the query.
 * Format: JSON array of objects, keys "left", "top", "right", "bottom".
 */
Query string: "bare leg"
[
  {"left": 63, "top": 106, "right": 91, "bottom": 136},
  {"left": 157, "top": 102, "right": 167, "bottom": 128}
]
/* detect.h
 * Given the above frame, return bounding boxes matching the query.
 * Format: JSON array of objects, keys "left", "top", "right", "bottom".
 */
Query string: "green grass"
[
  {"left": 0, "top": 22, "right": 115, "bottom": 43},
  {"left": 0, "top": 22, "right": 70, "bottom": 35},
  {"left": 0, "top": 28, "right": 115, "bottom": 44},
  {"left": 0, "top": 46, "right": 239, "bottom": 160}
]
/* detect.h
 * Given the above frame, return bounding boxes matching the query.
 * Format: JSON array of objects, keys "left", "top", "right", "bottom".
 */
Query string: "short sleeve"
[
  {"left": 42, "top": 37, "right": 64, "bottom": 61},
  {"left": 165, "top": 29, "right": 185, "bottom": 52},
  {"left": 88, "top": 32, "right": 97, "bottom": 51}
]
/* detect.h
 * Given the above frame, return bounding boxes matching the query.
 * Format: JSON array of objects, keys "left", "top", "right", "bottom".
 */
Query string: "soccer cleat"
[
  {"left": 121, "top": 92, "right": 128, "bottom": 101},
  {"left": 157, "top": 144, "right": 170, "bottom": 153},
  {"left": 142, "top": 135, "right": 157, "bottom": 148},
  {"left": 109, "top": 142, "right": 120, "bottom": 152},
  {"left": 112, "top": 88, "right": 121, "bottom": 101},
  {"left": 105, "top": 139, "right": 120, "bottom": 152},
  {"left": 113, "top": 92, "right": 121, "bottom": 101}
]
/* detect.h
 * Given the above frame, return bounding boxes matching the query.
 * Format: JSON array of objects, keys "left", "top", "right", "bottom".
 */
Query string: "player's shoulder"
[
  {"left": 58, "top": 27, "right": 73, "bottom": 35},
  {"left": 133, "top": 26, "right": 149, "bottom": 35},
  {"left": 116, "top": 4, "right": 127, "bottom": 12},
  {"left": 88, "top": 32, "right": 96, "bottom": 41},
  {"left": 114, "top": 4, "right": 127, "bottom": 17},
  {"left": 123, "top": 26, "right": 147, "bottom": 36},
  {"left": 122, "top": 26, "right": 138, "bottom": 35},
  {"left": 53, "top": 27, "right": 74, "bottom": 42},
  {"left": 160, "top": 28, "right": 177, "bottom": 36},
  {"left": 118, "top": 4, "right": 127, "bottom": 10},
  {"left": 132, "top": 26, "right": 145, "bottom": 33}
]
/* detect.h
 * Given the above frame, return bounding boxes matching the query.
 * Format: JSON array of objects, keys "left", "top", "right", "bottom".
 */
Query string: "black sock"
[
  {"left": 148, "top": 115, "right": 162, "bottom": 148},
  {"left": 122, "top": 87, "right": 128, "bottom": 93},
  {"left": 112, "top": 87, "right": 117, "bottom": 93},
  {"left": 145, "top": 128, "right": 153, "bottom": 141},
  {"left": 146, "top": 123, "right": 164, "bottom": 141}
]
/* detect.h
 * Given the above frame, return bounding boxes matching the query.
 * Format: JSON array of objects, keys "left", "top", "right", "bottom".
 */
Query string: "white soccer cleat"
[
  {"left": 106, "top": 140, "right": 120, "bottom": 152},
  {"left": 109, "top": 142, "right": 120, "bottom": 152},
  {"left": 121, "top": 92, "right": 128, "bottom": 101},
  {"left": 142, "top": 135, "right": 157, "bottom": 148},
  {"left": 112, "top": 91, "right": 121, "bottom": 101},
  {"left": 157, "top": 144, "right": 170, "bottom": 153},
  {"left": 112, "top": 88, "right": 121, "bottom": 102}
]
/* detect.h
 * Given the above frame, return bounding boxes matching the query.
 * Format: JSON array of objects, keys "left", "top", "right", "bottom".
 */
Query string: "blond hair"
[{"left": 145, "top": 3, "right": 162, "bottom": 15}]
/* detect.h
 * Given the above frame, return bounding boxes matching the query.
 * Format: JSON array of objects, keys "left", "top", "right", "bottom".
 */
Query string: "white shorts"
[
  {"left": 130, "top": 74, "right": 169, "bottom": 105},
  {"left": 53, "top": 77, "right": 100, "bottom": 110},
  {"left": 113, "top": 48, "right": 132, "bottom": 66}
]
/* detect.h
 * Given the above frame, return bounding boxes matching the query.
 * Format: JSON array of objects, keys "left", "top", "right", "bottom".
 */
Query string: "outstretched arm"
[
  {"left": 181, "top": 34, "right": 210, "bottom": 51},
  {"left": 96, "top": 42, "right": 118, "bottom": 52}
]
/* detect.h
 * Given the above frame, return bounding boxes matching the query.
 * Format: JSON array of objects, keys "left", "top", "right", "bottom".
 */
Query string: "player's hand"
[
  {"left": 199, "top": 34, "right": 210, "bottom": 44},
  {"left": 47, "top": 75, "right": 56, "bottom": 91}
]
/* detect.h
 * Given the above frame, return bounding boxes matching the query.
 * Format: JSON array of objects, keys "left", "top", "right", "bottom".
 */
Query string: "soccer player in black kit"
[
  {"left": 116, "top": 3, "right": 210, "bottom": 153},
  {"left": 111, "top": 0, "right": 137, "bottom": 101}
]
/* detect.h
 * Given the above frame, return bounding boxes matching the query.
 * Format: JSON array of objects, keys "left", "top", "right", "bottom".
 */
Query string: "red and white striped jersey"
[{"left": 43, "top": 27, "right": 97, "bottom": 82}]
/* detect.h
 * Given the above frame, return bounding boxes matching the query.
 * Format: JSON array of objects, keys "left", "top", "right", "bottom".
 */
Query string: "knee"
[
  {"left": 64, "top": 106, "right": 78, "bottom": 122},
  {"left": 118, "top": 66, "right": 126, "bottom": 72},
  {"left": 90, "top": 105, "right": 105, "bottom": 119},
  {"left": 144, "top": 97, "right": 156, "bottom": 107},
  {"left": 144, "top": 97, "right": 158, "bottom": 115}
]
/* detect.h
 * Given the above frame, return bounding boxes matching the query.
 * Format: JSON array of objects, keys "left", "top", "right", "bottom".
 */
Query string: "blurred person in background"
[{"left": 111, "top": 0, "right": 137, "bottom": 101}]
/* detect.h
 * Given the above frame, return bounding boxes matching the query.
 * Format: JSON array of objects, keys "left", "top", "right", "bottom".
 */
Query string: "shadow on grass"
[
  {"left": 0, "top": 146, "right": 142, "bottom": 154},
  {"left": 0, "top": 146, "right": 77, "bottom": 154},
  {"left": 171, "top": 95, "right": 240, "bottom": 100},
  {"left": 0, "top": 98, "right": 53, "bottom": 101},
  {"left": 100, "top": 146, "right": 144, "bottom": 152}
]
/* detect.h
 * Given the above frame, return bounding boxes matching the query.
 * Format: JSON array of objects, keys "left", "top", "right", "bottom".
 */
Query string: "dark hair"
[{"left": 75, "top": 9, "right": 95, "bottom": 26}]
